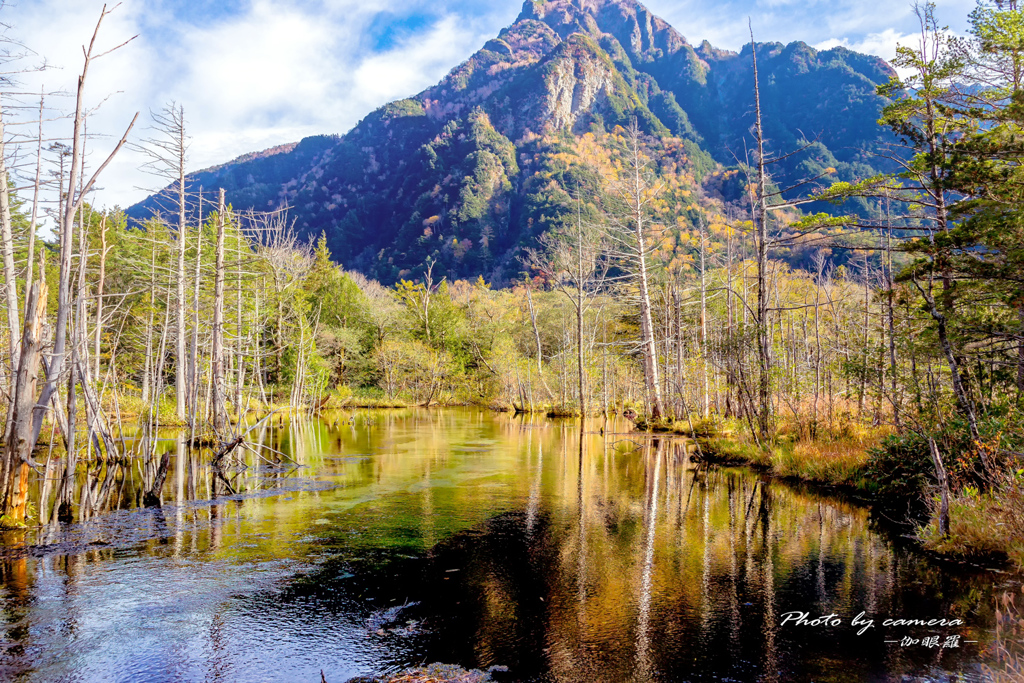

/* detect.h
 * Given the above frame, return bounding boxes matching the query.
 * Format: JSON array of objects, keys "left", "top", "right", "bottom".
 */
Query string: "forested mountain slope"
[{"left": 129, "top": 0, "right": 895, "bottom": 282}]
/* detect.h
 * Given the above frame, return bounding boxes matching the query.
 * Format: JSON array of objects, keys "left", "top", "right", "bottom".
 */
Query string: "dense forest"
[{"left": 0, "top": 0, "right": 1019, "bottom": 587}]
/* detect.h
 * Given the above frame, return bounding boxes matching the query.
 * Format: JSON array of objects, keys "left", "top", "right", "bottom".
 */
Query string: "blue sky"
[{"left": 4, "top": 0, "right": 977, "bottom": 211}]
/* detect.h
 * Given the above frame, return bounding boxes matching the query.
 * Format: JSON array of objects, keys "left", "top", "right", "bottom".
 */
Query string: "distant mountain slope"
[{"left": 129, "top": 0, "right": 895, "bottom": 283}]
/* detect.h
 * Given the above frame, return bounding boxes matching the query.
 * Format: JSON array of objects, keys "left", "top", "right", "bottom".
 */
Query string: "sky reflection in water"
[{"left": 0, "top": 409, "right": 1006, "bottom": 682}]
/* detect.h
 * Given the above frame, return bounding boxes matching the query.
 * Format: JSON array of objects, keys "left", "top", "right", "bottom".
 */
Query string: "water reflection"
[{"left": 0, "top": 409, "right": 1007, "bottom": 682}]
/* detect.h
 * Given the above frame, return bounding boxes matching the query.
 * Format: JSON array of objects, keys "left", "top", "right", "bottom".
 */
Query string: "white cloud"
[
  {"left": 0, "top": 0, "right": 987, "bottom": 230},
  {"left": 174, "top": 2, "right": 338, "bottom": 129},
  {"left": 815, "top": 28, "right": 916, "bottom": 62},
  {"left": 646, "top": 0, "right": 975, "bottom": 54},
  {"left": 350, "top": 15, "right": 480, "bottom": 106},
  {"left": 3, "top": 0, "right": 511, "bottom": 226}
]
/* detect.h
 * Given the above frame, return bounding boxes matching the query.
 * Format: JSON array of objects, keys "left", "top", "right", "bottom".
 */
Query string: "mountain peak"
[
  {"left": 518, "top": 0, "right": 643, "bottom": 21},
  {"left": 517, "top": 0, "right": 690, "bottom": 57},
  {"left": 131, "top": 2, "right": 897, "bottom": 284}
]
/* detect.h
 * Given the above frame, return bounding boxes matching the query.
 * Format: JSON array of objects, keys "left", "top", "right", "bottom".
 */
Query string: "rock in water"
[{"left": 343, "top": 662, "right": 507, "bottom": 683}]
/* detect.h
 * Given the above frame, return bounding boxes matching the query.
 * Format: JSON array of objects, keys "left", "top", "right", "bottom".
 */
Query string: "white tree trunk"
[
  {"left": 625, "top": 121, "right": 662, "bottom": 420},
  {"left": 175, "top": 107, "right": 188, "bottom": 419},
  {"left": 211, "top": 188, "right": 227, "bottom": 432},
  {"left": 0, "top": 98, "right": 21, "bottom": 379}
]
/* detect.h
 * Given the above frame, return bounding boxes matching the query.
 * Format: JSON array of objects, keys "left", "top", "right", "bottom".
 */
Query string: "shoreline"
[{"left": 632, "top": 417, "right": 1021, "bottom": 575}]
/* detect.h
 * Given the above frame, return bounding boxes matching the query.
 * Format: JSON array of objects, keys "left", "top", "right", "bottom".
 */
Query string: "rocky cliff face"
[
  {"left": 539, "top": 36, "right": 618, "bottom": 131},
  {"left": 130, "top": 0, "right": 895, "bottom": 283}
]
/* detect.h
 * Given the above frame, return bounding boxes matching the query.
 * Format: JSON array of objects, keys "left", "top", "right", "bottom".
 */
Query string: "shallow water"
[{"left": 0, "top": 409, "right": 1012, "bottom": 682}]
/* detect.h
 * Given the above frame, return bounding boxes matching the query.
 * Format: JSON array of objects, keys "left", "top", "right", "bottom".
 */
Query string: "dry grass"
[
  {"left": 701, "top": 435, "right": 773, "bottom": 467},
  {"left": 698, "top": 414, "right": 885, "bottom": 489},
  {"left": 919, "top": 472, "right": 1024, "bottom": 567},
  {"left": 321, "top": 394, "right": 408, "bottom": 409},
  {"left": 776, "top": 397, "right": 891, "bottom": 442},
  {"left": 636, "top": 416, "right": 723, "bottom": 437},
  {"left": 981, "top": 587, "right": 1024, "bottom": 683},
  {"left": 772, "top": 438, "right": 873, "bottom": 487},
  {"left": 764, "top": 409, "right": 887, "bottom": 487},
  {"left": 98, "top": 392, "right": 189, "bottom": 426}
]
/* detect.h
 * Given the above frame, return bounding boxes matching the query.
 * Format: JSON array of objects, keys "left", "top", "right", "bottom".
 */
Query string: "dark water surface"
[{"left": 0, "top": 409, "right": 1012, "bottom": 682}]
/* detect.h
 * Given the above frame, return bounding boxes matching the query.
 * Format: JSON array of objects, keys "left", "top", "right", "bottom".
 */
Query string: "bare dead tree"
[
  {"left": 1, "top": 255, "right": 45, "bottom": 521},
  {"left": 0, "top": 93, "right": 20, "bottom": 380},
  {"left": 211, "top": 188, "right": 227, "bottom": 432},
  {"left": 27, "top": 3, "right": 139, "bottom": 471},
  {"left": 529, "top": 190, "right": 608, "bottom": 416},
  {"left": 251, "top": 210, "right": 312, "bottom": 396},
  {"left": 605, "top": 118, "right": 664, "bottom": 420},
  {"left": 136, "top": 102, "right": 191, "bottom": 420}
]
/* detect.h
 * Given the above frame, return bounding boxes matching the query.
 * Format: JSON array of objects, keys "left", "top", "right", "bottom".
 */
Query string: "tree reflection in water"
[{"left": 0, "top": 409, "right": 1004, "bottom": 682}]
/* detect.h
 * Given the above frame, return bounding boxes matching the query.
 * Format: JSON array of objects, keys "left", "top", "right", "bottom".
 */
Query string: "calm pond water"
[{"left": 0, "top": 408, "right": 1013, "bottom": 682}]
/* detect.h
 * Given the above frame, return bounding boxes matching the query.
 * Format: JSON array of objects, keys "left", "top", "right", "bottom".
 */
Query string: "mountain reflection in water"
[{"left": 0, "top": 409, "right": 1004, "bottom": 682}]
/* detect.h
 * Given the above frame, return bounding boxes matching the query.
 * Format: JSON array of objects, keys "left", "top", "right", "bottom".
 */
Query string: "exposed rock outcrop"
[{"left": 129, "top": 0, "right": 896, "bottom": 284}]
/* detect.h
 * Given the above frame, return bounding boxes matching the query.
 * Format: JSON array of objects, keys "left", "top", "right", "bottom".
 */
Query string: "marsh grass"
[
  {"left": 635, "top": 416, "right": 723, "bottom": 437},
  {"left": 772, "top": 438, "right": 874, "bottom": 487},
  {"left": 694, "top": 414, "right": 886, "bottom": 489},
  {"left": 981, "top": 587, "right": 1024, "bottom": 683},
  {"left": 919, "top": 470, "right": 1024, "bottom": 567}
]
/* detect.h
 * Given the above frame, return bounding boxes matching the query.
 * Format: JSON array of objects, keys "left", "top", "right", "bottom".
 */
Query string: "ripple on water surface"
[{"left": 0, "top": 409, "right": 1011, "bottom": 682}]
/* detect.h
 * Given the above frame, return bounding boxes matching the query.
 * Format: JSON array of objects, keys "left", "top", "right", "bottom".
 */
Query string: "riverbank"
[
  {"left": 635, "top": 415, "right": 1024, "bottom": 573},
  {"left": 636, "top": 416, "right": 876, "bottom": 491},
  {"left": 0, "top": 407, "right": 1011, "bottom": 681}
]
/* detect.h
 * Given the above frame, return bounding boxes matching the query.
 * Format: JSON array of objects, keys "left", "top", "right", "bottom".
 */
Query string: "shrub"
[{"left": 863, "top": 432, "right": 934, "bottom": 506}]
